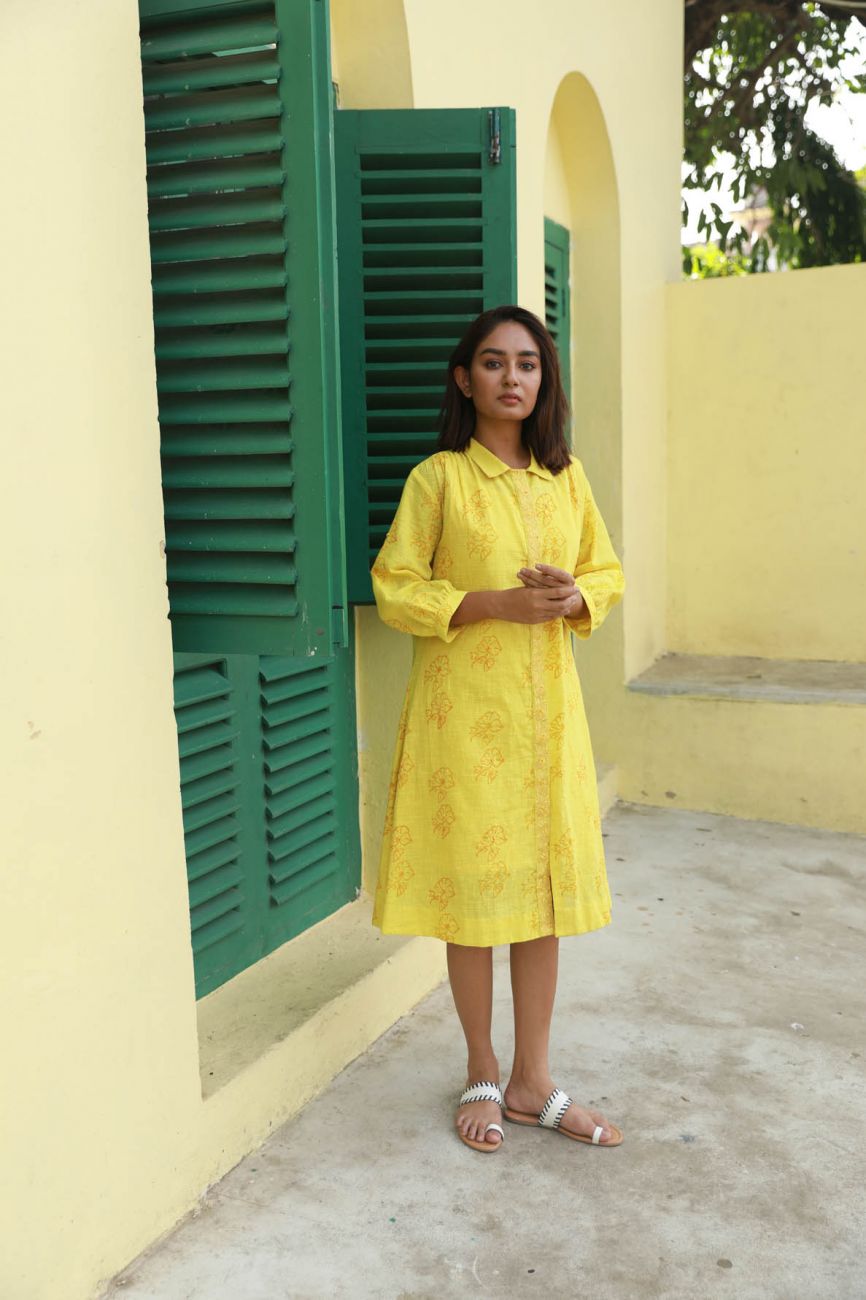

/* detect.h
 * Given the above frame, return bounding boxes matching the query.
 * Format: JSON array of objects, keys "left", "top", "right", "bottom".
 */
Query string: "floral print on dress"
[
  {"left": 428, "top": 876, "right": 456, "bottom": 910},
  {"left": 369, "top": 440, "right": 625, "bottom": 947},
  {"left": 470, "top": 634, "right": 502, "bottom": 670}
]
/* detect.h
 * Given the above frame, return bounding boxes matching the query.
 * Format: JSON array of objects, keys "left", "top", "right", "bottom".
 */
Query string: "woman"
[{"left": 370, "top": 305, "right": 625, "bottom": 1152}]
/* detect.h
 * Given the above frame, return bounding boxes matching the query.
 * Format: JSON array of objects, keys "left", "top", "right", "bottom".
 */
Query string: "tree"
[{"left": 683, "top": 1, "right": 866, "bottom": 271}]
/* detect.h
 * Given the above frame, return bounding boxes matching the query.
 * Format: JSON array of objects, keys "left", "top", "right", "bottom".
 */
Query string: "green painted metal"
[
  {"left": 335, "top": 107, "right": 518, "bottom": 604},
  {"left": 139, "top": 0, "right": 346, "bottom": 656},
  {"left": 172, "top": 638, "right": 361, "bottom": 1000},
  {"left": 543, "top": 215, "right": 572, "bottom": 410}
]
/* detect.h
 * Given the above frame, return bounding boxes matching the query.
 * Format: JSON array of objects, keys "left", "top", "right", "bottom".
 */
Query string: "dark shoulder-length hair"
[{"left": 435, "top": 304, "right": 572, "bottom": 475}]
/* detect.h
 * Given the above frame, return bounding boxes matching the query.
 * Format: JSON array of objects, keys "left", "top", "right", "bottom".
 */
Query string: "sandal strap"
[
  {"left": 538, "top": 1088, "right": 573, "bottom": 1129},
  {"left": 459, "top": 1080, "right": 503, "bottom": 1107},
  {"left": 484, "top": 1123, "right": 505, "bottom": 1140},
  {"left": 591, "top": 1125, "right": 604, "bottom": 1144}
]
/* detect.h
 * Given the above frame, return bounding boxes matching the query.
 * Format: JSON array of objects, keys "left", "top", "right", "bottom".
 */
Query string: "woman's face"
[{"left": 454, "top": 320, "right": 543, "bottom": 423}]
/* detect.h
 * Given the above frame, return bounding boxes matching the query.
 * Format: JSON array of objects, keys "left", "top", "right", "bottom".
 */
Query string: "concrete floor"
[{"left": 105, "top": 804, "right": 866, "bottom": 1300}]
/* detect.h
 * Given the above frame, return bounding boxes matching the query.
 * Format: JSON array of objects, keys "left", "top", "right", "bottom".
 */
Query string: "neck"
[{"left": 472, "top": 416, "right": 526, "bottom": 463}]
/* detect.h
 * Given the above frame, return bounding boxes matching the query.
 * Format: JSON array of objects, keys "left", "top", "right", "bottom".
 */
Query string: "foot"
[
  {"left": 503, "top": 1078, "right": 618, "bottom": 1144},
  {"left": 456, "top": 1077, "right": 503, "bottom": 1147}
]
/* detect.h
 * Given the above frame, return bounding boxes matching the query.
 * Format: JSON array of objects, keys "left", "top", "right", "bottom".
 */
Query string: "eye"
[
  {"left": 483, "top": 360, "right": 501, "bottom": 369},
  {"left": 520, "top": 361, "right": 537, "bottom": 371}
]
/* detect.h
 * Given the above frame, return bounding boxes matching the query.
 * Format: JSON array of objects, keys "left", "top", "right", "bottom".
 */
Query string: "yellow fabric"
[{"left": 370, "top": 436, "right": 625, "bottom": 946}]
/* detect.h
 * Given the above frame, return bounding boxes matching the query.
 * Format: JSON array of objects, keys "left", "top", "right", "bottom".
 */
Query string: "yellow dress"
[{"left": 370, "top": 436, "right": 625, "bottom": 947}]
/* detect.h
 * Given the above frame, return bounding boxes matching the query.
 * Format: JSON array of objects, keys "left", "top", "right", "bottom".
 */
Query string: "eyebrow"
[{"left": 479, "top": 347, "right": 540, "bottom": 359}]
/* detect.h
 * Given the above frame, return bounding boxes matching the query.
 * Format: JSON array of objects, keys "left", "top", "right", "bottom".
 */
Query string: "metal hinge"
[{"left": 488, "top": 108, "right": 501, "bottom": 165}]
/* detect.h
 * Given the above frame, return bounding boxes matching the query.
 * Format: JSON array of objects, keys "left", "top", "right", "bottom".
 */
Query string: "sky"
[{"left": 681, "top": 16, "right": 866, "bottom": 245}]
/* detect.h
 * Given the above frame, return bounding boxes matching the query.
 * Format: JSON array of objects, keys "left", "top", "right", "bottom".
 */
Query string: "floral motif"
[
  {"left": 466, "top": 523, "right": 498, "bottom": 559},
  {"left": 425, "top": 691, "right": 453, "bottom": 729},
  {"left": 534, "top": 492, "right": 556, "bottom": 524},
  {"left": 392, "top": 862, "right": 415, "bottom": 896},
  {"left": 542, "top": 526, "right": 566, "bottom": 564},
  {"left": 469, "top": 711, "right": 504, "bottom": 745},
  {"left": 395, "top": 752, "right": 415, "bottom": 789},
  {"left": 435, "top": 911, "right": 460, "bottom": 941},
  {"left": 475, "top": 824, "right": 508, "bottom": 862},
  {"left": 428, "top": 876, "right": 456, "bottom": 910},
  {"left": 462, "top": 488, "right": 491, "bottom": 524},
  {"left": 432, "top": 803, "right": 456, "bottom": 838},
  {"left": 553, "top": 830, "right": 573, "bottom": 864},
  {"left": 391, "top": 825, "right": 413, "bottom": 859},
  {"left": 470, "top": 634, "right": 502, "bottom": 671},
  {"left": 428, "top": 767, "right": 455, "bottom": 803},
  {"left": 479, "top": 864, "right": 510, "bottom": 897},
  {"left": 473, "top": 747, "right": 504, "bottom": 783},
  {"left": 558, "top": 864, "right": 578, "bottom": 896},
  {"left": 545, "top": 640, "right": 567, "bottom": 679},
  {"left": 424, "top": 654, "right": 451, "bottom": 687}
]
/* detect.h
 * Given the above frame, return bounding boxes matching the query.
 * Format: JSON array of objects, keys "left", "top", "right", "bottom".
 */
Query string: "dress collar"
[{"left": 466, "top": 436, "right": 553, "bottom": 480}]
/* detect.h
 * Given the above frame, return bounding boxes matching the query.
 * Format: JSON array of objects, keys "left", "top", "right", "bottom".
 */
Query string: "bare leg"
[
  {"left": 446, "top": 942, "right": 502, "bottom": 1146},
  {"left": 504, "top": 935, "right": 617, "bottom": 1142}
]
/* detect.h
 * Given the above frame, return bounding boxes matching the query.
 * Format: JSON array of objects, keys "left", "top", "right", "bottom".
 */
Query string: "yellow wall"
[
  {"left": 0, "top": 2, "right": 202, "bottom": 1296},
  {"left": 666, "top": 263, "right": 866, "bottom": 661}
]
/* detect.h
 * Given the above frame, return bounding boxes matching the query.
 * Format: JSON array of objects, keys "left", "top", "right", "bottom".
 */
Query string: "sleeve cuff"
[
  {"left": 565, "top": 586, "right": 596, "bottom": 639},
  {"left": 436, "top": 587, "right": 470, "bottom": 642}
]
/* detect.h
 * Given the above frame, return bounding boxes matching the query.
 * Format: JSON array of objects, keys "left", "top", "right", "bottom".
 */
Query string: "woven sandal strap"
[
  {"left": 459, "top": 1080, "right": 503, "bottom": 1106},
  {"left": 538, "top": 1088, "right": 573, "bottom": 1129}
]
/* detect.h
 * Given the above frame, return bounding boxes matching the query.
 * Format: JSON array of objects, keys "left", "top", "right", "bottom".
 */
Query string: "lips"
[{"left": 499, "top": 395, "right": 521, "bottom": 404}]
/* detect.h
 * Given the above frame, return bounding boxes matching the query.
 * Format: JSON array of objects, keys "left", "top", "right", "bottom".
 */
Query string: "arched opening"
[{"left": 544, "top": 72, "right": 626, "bottom": 755}]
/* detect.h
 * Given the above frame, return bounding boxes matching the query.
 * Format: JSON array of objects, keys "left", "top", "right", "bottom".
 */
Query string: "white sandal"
[
  {"left": 503, "top": 1087, "right": 623, "bottom": 1146},
  {"left": 456, "top": 1080, "right": 506, "bottom": 1153}
]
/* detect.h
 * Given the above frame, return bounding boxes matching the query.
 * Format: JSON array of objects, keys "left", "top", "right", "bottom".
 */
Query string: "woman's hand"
[
  {"left": 492, "top": 564, "right": 585, "bottom": 624},
  {"left": 515, "top": 563, "right": 585, "bottom": 621}
]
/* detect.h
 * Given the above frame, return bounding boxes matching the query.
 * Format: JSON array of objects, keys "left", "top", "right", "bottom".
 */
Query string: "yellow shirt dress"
[{"left": 370, "top": 435, "right": 625, "bottom": 947}]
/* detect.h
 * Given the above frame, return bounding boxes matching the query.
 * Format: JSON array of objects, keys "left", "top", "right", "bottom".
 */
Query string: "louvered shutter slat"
[
  {"left": 140, "top": 0, "right": 343, "bottom": 657},
  {"left": 543, "top": 216, "right": 571, "bottom": 406}
]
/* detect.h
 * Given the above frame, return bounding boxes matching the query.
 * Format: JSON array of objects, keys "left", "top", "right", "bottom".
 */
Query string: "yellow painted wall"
[
  {"left": 0, "top": 3, "right": 203, "bottom": 1296},
  {"left": 666, "top": 264, "right": 866, "bottom": 661}
]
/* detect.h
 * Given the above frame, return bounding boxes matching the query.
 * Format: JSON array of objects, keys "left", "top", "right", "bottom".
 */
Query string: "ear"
[{"left": 453, "top": 364, "right": 471, "bottom": 398}]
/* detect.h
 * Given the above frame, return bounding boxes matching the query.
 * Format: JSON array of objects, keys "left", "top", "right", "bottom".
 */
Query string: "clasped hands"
[{"left": 512, "top": 563, "right": 585, "bottom": 625}]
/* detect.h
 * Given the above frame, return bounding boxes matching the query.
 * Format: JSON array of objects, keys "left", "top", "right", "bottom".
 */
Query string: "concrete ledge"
[
  {"left": 628, "top": 652, "right": 866, "bottom": 706},
  {"left": 196, "top": 898, "right": 446, "bottom": 1101}
]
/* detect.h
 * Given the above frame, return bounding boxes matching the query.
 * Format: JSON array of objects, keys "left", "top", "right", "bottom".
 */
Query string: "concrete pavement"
[{"left": 103, "top": 804, "right": 866, "bottom": 1300}]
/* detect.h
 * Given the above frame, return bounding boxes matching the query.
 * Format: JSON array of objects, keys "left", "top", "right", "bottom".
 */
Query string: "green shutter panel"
[
  {"left": 173, "top": 648, "right": 360, "bottom": 1000},
  {"left": 335, "top": 108, "right": 518, "bottom": 604},
  {"left": 140, "top": 0, "right": 346, "bottom": 656},
  {"left": 543, "top": 216, "right": 571, "bottom": 402}
]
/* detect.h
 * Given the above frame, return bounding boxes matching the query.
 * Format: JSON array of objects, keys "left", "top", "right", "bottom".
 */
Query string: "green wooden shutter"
[
  {"left": 173, "top": 641, "right": 360, "bottom": 1000},
  {"left": 335, "top": 108, "right": 517, "bottom": 604},
  {"left": 140, "top": 0, "right": 346, "bottom": 656},
  {"left": 543, "top": 216, "right": 571, "bottom": 404}
]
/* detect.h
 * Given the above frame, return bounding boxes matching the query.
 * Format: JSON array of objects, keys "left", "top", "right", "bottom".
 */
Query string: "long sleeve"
[
  {"left": 370, "top": 461, "right": 469, "bottom": 642},
  {"left": 565, "top": 461, "right": 625, "bottom": 639}
]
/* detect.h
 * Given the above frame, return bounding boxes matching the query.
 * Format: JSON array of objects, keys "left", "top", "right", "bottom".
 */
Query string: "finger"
[
  {"left": 520, "top": 568, "right": 573, "bottom": 589},
  {"left": 534, "top": 563, "right": 574, "bottom": 582}
]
